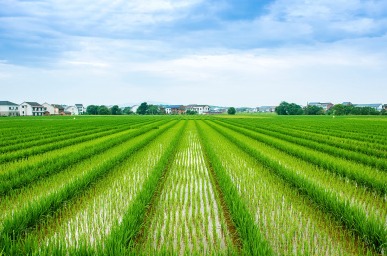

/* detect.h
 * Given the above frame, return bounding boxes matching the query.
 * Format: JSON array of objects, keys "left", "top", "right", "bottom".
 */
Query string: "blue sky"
[{"left": 1, "top": 0, "right": 387, "bottom": 106}]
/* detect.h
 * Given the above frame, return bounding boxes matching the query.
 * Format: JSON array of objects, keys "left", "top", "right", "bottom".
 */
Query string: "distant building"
[
  {"left": 165, "top": 105, "right": 185, "bottom": 115},
  {"left": 342, "top": 102, "right": 353, "bottom": 106},
  {"left": 65, "top": 105, "right": 79, "bottom": 115},
  {"left": 258, "top": 106, "right": 277, "bottom": 112},
  {"left": 19, "top": 102, "right": 45, "bottom": 116},
  {"left": 52, "top": 104, "right": 65, "bottom": 115},
  {"left": 75, "top": 104, "right": 85, "bottom": 115},
  {"left": 42, "top": 103, "right": 55, "bottom": 115},
  {"left": 0, "top": 101, "right": 19, "bottom": 116},
  {"left": 307, "top": 102, "right": 333, "bottom": 111},
  {"left": 186, "top": 105, "right": 209, "bottom": 115},
  {"left": 353, "top": 103, "right": 383, "bottom": 111}
]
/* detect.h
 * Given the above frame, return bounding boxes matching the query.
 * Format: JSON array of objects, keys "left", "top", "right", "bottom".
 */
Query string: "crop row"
[
  {"left": 220, "top": 118, "right": 387, "bottom": 160},
  {"left": 213, "top": 120, "right": 387, "bottom": 195},
  {"left": 0, "top": 119, "right": 171, "bottom": 196},
  {"left": 0, "top": 120, "right": 179, "bottom": 254},
  {"left": 136, "top": 121, "right": 237, "bottom": 255},
  {"left": 0, "top": 118, "right": 158, "bottom": 156},
  {"left": 197, "top": 120, "right": 374, "bottom": 255},
  {"left": 205, "top": 120, "right": 386, "bottom": 253}
]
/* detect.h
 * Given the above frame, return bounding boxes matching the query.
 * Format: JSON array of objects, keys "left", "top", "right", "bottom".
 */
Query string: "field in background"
[{"left": 0, "top": 115, "right": 385, "bottom": 255}]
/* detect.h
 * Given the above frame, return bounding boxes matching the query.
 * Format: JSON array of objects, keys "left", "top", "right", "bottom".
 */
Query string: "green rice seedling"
[
  {"left": 198, "top": 120, "right": 375, "bottom": 255},
  {"left": 0, "top": 119, "right": 171, "bottom": 195},
  {"left": 135, "top": 121, "right": 237, "bottom": 255},
  {"left": 205, "top": 120, "right": 386, "bottom": 253},
  {"left": 0, "top": 121, "right": 178, "bottom": 254},
  {"left": 213, "top": 120, "right": 387, "bottom": 194},
  {"left": 196, "top": 121, "right": 273, "bottom": 256},
  {"left": 29, "top": 121, "right": 185, "bottom": 255}
]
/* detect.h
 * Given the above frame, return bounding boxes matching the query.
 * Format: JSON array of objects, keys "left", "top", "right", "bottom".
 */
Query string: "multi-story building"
[
  {"left": 165, "top": 105, "right": 185, "bottom": 115},
  {"left": 65, "top": 105, "right": 79, "bottom": 115},
  {"left": 307, "top": 102, "right": 334, "bottom": 111},
  {"left": 75, "top": 104, "right": 85, "bottom": 115},
  {"left": 19, "top": 102, "right": 46, "bottom": 116},
  {"left": 42, "top": 103, "right": 55, "bottom": 115},
  {"left": 0, "top": 101, "right": 20, "bottom": 116},
  {"left": 185, "top": 105, "right": 210, "bottom": 115}
]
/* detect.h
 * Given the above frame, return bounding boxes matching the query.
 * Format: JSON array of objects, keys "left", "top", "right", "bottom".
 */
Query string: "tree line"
[
  {"left": 86, "top": 105, "right": 133, "bottom": 115},
  {"left": 275, "top": 102, "right": 386, "bottom": 115}
]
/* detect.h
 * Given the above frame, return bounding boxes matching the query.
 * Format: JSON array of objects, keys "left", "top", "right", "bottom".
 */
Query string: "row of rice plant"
[
  {"left": 220, "top": 118, "right": 387, "bottom": 167},
  {"left": 0, "top": 119, "right": 170, "bottom": 196},
  {"left": 227, "top": 117, "right": 387, "bottom": 157},
  {"left": 23, "top": 120, "right": 186, "bottom": 255},
  {"left": 196, "top": 121, "right": 274, "bottom": 255},
  {"left": 205, "top": 120, "right": 386, "bottom": 253},
  {"left": 0, "top": 116, "right": 157, "bottom": 148},
  {"left": 0, "top": 117, "right": 159, "bottom": 158},
  {"left": 197, "top": 120, "right": 374, "bottom": 255},
  {"left": 136, "top": 121, "right": 237, "bottom": 255},
  {"left": 0, "top": 120, "right": 178, "bottom": 254},
  {"left": 0, "top": 121, "right": 146, "bottom": 164},
  {"left": 213, "top": 120, "right": 387, "bottom": 194},
  {"left": 266, "top": 116, "right": 387, "bottom": 144}
]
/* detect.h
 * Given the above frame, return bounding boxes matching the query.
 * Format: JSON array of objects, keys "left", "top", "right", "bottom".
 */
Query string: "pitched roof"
[
  {"left": 0, "top": 101, "right": 18, "bottom": 106},
  {"left": 165, "top": 105, "right": 183, "bottom": 109},
  {"left": 25, "top": 102, "right": 43, "bottom": 107},
  {"left": 354, "top": 103, "right": 382, "bottom": 108},
  {"left": 75, "top": 104, "right": 83, "bottom": 107}
]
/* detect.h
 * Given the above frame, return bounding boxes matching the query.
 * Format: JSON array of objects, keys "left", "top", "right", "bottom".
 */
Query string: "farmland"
[{"left": 0, "top": 115, "right": 386, "bottom": 255}]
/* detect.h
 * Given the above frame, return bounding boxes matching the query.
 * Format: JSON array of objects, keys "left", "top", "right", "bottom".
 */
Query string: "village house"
[
  {"left": 0, "top": 101, "right": 20, "bottom": 116},
  {"left": 307, "top": 102, "right": 334, "bottom": 111},
  {"left": 165, "top": 105, "right": 185, "bottom": 115},
  {"left": 75, "top": 104, "right": 85, "bottom": 115},
  {"left": 52, "top": 104, "right": 65, "bottom": 115},
  {"left": 19, "top": 102, "right": 46, "bottom": 116},
  {"left": 65, "top": 105, "right": 79, "bottom": 115},
  {"left": 185, "top": 105, "right": 210, "bottom": 115},
  {"left": 42, "top": 103, "right": 55, "bottom": 115},
  {"left": 258, "top": 106, "right": 277, "bottom": 112},
  {"left": 353, "top": 103, "right": 383, "bottom": 111}
]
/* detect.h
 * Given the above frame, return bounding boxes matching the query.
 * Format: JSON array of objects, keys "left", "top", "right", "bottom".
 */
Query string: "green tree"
[
  {"left": 227, "top": 107, "right": 236, "bottom": 115},
  {"left": 136, "top": 102, "right": 148, "bottom": 115},
  {"left": 98, "top": 105, "right": 111, "bottom": 115},
  {"left": 275, "top": 101, "right": 303, "bottom": 115},
  {"left": 111, "top": 105, "right": 122, "bottom": 115},
  {"left": 186, "top": 110, "right": 197, "bottom": 115},
  {"left": 147, "top": 105, "right": 160, "bottom": 115},
  {"left": 123, "top": 107, "right": 133, "bottom": 115},
  {"left": 304, "top": 105, "right": 324, "bottom": 115},
  {"left": 86, "top": 105, "right": 98, "bottom": 115}
]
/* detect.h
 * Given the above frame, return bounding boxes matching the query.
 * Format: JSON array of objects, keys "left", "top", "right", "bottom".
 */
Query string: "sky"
[{"left": 1, "top": 0, "right": 387, "bottom": 107}]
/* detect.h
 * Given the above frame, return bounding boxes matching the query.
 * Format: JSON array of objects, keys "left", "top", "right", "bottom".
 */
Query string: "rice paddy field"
[{"left": 0, "top": 115, "right": 386, "bottom": 255}]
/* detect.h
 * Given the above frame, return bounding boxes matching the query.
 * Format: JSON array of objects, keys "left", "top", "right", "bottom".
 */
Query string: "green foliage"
[
  {"left": 227, "top": 107, "right": 236, "bottom": 115},
  {"left": 86, "top": 105, "right": 98, "bottom": 115},
  {"left": 146, "top": 105, "right": 160, "bottom": 115},
  {"left": 275, "top": 101, "right": 303, "bottom": 115},
  {"left": 122, "top": 107, "right": 133, "bottom": 115},
  {"left": 110, "top": 105, "right": 122, "bottom": 115},
  {"left": 328, "top": 104, "right": 381, "bottom": 115},
  {"left": 186, "top": 110, "right": 197, "bottom": 115},
  {"left": 98, "top": 105, "right": 110, "bottom": 115},
  {"left": 136, "top": 102, "right": 148, "bottom": 115},
  {"left": 304, "top": 105, "right": 324, "bottom": 115}
]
